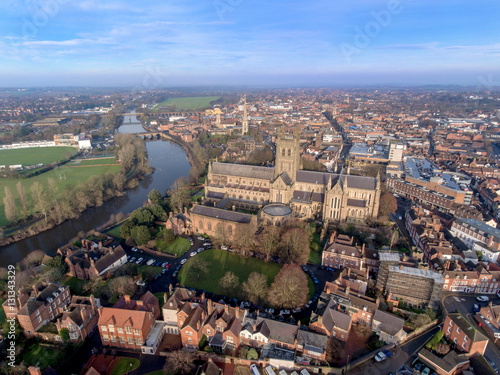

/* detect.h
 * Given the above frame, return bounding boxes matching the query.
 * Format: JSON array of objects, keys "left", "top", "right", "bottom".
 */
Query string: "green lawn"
[
  {"left": 72, "top": 157, "right": 118, "bottom": 166},
  {"left": 152, "top": 96, "right": 220, "bottom": 111},
  {"left": 0, "top": 163, "right": 121, "bottom": 227},
  {"left": 105, "top": 223, "right": 124, "bottom": 238},
  {"left": 23, "top": 342, "right": 64, "bottom": 370},
  {"left": 0, "top": 146, "right": 77, "bottom": 166},
  {"left": 110, "top": 357, "right": 140, "bottom": 375},
  {"left": 308, "top": 232, "right": 323, "bottom": 265},
  {"left": 156, "top": 237, "right": 190, "bottom": 256},
  {"left": 179, "top": 249, "right": 283, "bottom": 299},
  {"left": 154, "top": 292, "right": 166, "bottom": 308},
  {"left": 0, "top": 298, "right": 6, "bottom": 323},
  {"left": 61, "top": 275, "right": 85, "bottom": 295}
]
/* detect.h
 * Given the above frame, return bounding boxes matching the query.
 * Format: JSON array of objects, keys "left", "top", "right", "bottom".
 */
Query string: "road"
[
  {"left": 348, "top": 326, "right": 440, "bottom": 375},
  {"left": 442, "top": 292, "right": 500, "bottom": 367}
]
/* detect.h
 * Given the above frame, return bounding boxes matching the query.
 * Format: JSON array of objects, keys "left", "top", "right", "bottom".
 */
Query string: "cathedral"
[{"left": 204, "top": 128, "right": 381, "bottom": 223}]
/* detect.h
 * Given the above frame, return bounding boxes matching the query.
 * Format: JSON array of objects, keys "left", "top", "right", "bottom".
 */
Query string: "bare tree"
[
  {"left": 118, "top": 143, "right": 136, "bottom": 171},
  {"left": 3, "top": 186, "right": 17, "bottom": 223},
  {"left": 242, "top": 272, "right": 268, "bottom": 305},
  {"left": 234, "top": 222, "right": 256, "bottom": 256},
  {"left": 280, "top": 227, "right": 310, "bottom": 265},
  {"left": 326, "top": 337, "right": 345, "bottom": 365},
  {"left": 16, "top": 182, "right": 29, "bottom": 220},
  {"left": 108, "top": 276, "right": 137, "bottom": 296},
  {"left": 22, "top": 250, "right": 46, "bottom": 269},
  {"left": 219, "top": 271, "right": 240, "bottom": 294},
  {"left": 164, "top": 351, "right": 195, "bottom": 375},
  {"left": 189, "top": 258, "right": 209, "bottom": 280},
  {"left": 259, "top": 226, "right": 279, "bottom": 261},
  {"left": 268, "top": 264, "right": 309, "bottom": 308},
  {"left": 30, "top": 181, "right": 50, "bottom": 221},
  {"left": 168, "top": 177, "right": 190, "bottom": 213}
]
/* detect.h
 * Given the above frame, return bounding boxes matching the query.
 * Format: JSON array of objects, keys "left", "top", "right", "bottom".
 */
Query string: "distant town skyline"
[{"left": 1, "top": 0, "right": 499, "bottom": 87}]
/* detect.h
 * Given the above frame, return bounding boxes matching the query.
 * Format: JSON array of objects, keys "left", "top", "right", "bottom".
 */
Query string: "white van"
[
  {"left": 146, "top": 259, "right": 155, "bottom": 266},
  {"left": 265, "top": 366, "right": 276, "bottom": 375}
]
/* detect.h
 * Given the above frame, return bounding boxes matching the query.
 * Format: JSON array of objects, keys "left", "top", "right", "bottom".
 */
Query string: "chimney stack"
[
  {"left": 28, "top": 367, "right": 42, "bottom": 375},
  {"left": 124, "top": 295, "right": 131, "bottom": 305}
]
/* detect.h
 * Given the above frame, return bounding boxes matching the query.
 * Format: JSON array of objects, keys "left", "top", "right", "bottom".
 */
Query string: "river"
[{"left": 0, "top": 113, "right": 191, "bottom": 267}]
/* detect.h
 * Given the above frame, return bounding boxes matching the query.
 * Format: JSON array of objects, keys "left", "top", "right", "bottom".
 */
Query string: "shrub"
[{"left": 425, "top": 330, "right": 444, "bottom": 350}]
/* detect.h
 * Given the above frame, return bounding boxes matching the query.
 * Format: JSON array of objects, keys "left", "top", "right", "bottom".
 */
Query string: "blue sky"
[{"left": 0, "top": 0, "right": 499, "bottom": 86}]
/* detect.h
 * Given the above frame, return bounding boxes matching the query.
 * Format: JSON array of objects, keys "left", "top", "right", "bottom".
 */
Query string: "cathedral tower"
[{"left": 274, "top": 126, "right": 301, "bottom": 179}]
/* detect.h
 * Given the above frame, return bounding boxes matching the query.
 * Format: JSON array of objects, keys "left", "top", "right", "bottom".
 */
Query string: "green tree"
[
  {"left": 59, "top": 328, "right": 70, "bottom": 342},
  {"left": 247, "top": 348, "right": 258, "bottom": 360},
  {"left": 120, "top": 220, "right": 135, "bottom": 239},
  {"left": 148, "top": 203, "right": 166, "bottom": 221},
  {"left": 130, "top": 207, "right": 155, "bottom": 226},
  {"left": 148, "top": 189, "right": 162, "bottom": 203},
  {"left": 131, "top": 225, "right": 151, "bottom": 245}
]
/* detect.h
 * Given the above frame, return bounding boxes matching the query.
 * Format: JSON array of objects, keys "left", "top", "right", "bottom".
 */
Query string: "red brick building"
[
  {"left": 444, "top": 313, "right": 488, "bottom": 355},
  {"left": 56, "top": 295, "right": 99, "bottom": 342}
]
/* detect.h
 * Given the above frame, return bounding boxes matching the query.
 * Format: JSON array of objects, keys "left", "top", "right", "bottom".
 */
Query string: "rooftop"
[{"left": 389, "top": 265, "right": 444, "bottom": 284}]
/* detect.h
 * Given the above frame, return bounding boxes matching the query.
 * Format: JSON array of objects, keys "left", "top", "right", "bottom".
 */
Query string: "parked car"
[
  {"left": 190, "top": 251, "right": 197, "bottom": 257},
  {"left": 413, "top": 363, "right": 422, "bottom": 372},
  {"left": 280, "top": 309, "right": 290, "bottom": 315},
  {"left": 477, "top": 296, "right": 489, "bottom": 302},
  {"left": 221, "top": 246, "right": 228, "bottom": 251},
  {"left": 292, "top": 308, "right": 301, "bottom": 313},
  {"left": 374, "top": 349, "right": 392, "bottom": 363},
  {"left": 180, "top": 259, "right": 187, "bottom": 264},
  {"left": 203, "top": 242, "right": 211, "bottom": 246},
  {"left": 421, "top": 368, "right": 431, "bottom": 375},
  {"left": 473, "top": 304, "right": 480, "bottom": 312},
  {"left": 486, "top": 356, "right": 499, "bottom": 374},
  {"left": 162, "top": 269, "right": 167, "bottom": 274},
  {"left": 313, "top": 277, "right": 319, "bottom": 284},
  {"left": 136, "top": 257, "right": 144, "bottom": 264},
  {"left": 265, "top": 308, "right": 275, "bottom": 314},
  {"left": 197, "top": 236, "right": 205, "bottom": 241},
  {"left": 305, "top": 300, "right": 312, "bottom": 308},
  {"left": 146, "top": 259, "right": 155, "bottom": 266},
  {"left": 136, "top": 280, "right": 146, "bottom": 286}
]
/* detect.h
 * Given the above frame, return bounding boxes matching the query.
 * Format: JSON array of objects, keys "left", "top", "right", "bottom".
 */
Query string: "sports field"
[
  {"left": 0, "top": 163, "right": 121, "bottom": 227},
  {"left": 70, "top": 157, "right": 118, "bottom": 166},
  {"left": 152, "top": 96, "right": 220, "bottom": 111},
  {"left": 0, "top": 146, "right": 77, "bottom": 166}
]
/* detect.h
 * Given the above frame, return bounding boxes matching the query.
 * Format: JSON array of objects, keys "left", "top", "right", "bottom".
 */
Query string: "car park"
[{"left": 476, "top": 296, "right": 489, "bottom": 302}]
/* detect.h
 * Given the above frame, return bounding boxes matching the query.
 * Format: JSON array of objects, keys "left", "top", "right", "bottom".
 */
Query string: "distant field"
[
  {"left": 0, "top": 146, "right": 77, "bottom": 166},
  {"left": 0, "top": 163, "right": 121, "bottom": 227},
  {"left": 71, "top": 157, "right": 118, "bottom": 166},
  {"left": 152, "top": 96, "right": 220, "bottom": 111}
]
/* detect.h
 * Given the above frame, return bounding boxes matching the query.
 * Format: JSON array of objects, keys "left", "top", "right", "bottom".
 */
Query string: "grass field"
[
  {"left": 23, "top": 342, "right": 64, "bottom": 370},
  {"left": 152, "top": 96, "right": 220, "bottom": 111},
  {"left": 179, "top": 249, "right": 283, "bottom": 300},
  {"left": 0, "top": 146, "right": 77, "bottom": 166},
  {"left": 156, "top": 237, "right": 191, "bottom": 256},
  {"left": 110, "top": 357, "right": 140, "bottom": 375},
  {"left": 308, "top": 232, "right": 323, "bottom": 265},
  {"left": 71, "top": 157, "right": 118, "bottom": 166},
  {"left": 105, "top": 223, "right": 124, "bottom": 238},
  {"left": 0, "top": 163, "right": 121, "bottom": 227}
]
